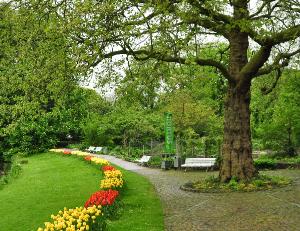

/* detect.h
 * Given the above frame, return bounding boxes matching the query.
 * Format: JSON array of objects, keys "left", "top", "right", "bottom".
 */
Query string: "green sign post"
[{"left": 164, "top": 112, "right": 175, "bottom": 154}]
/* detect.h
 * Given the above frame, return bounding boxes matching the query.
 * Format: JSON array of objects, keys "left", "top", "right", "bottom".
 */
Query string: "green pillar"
[{"left": 164, "top": 112, "right": 175, "bottom": 154}]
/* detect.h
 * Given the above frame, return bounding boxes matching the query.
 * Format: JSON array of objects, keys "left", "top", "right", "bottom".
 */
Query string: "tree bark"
[
  {"left": 220, "top": 83, "right": 257, "bottom": 182},
  {"left": 219, "top": 23, "right": 257, "bottom": 182}
]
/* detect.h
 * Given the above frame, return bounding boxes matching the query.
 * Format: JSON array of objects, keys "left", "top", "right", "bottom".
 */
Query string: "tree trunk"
[
  {"left": 286, "top": 122, "right": 295, "bottom": 156},
  {"left": 219, "top": 22, "right": 257, "bottom": 182},
  {"left": 219, "top": 84, "right": 257, "bottom": 182}
]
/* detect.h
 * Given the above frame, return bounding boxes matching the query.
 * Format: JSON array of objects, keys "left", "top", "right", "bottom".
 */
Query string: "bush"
[
  {"left": 0, "top": 158, "right": 22, "bottom": 190},
  {"left": 185, "top": 174, "right": 291, "bottom": 193},
  {"left": 254, "top": 159, "right": 277, "bottom": 169},
  {"left": 66, "top": 143, "right": 86, "bottom": 150},
  {"left": 109, "top": 146, "right": 147, "bottom": 162},
  {"left": 148, "top": 156, "right": 162, "bottom": 168}
]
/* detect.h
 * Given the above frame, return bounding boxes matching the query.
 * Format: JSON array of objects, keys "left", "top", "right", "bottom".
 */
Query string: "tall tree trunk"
[
  {"left": 220, "top": 83, "right": 257, "bottom": 182},
  {"left": 219, "top": 22, "right": 257, "bottom": 182}
]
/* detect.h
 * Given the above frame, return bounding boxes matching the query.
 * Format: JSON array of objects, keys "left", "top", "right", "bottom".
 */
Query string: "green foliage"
[
  {"left": 278, "top": 156, "right": 300, "bottom": 164},
  {"left": 148, "top": 156, "right": 162, "bottom": 168},
  {"left": 190, "top": 174, "right": 291, "bottom": 193},
  {"left": 0, "top": 4, "right": 103, "bottom": 158},
  {"left": 254, "top": 155, "right": 300, "bottom": 168},
  {"left": 162, "top": 89, "right": 223, "bottom": 157},
  {"left": 109, "top": 146, "right": 150, "bottom": 162},
  {"left": 82, "top": 103, "right": 164, "bottom": 149},
  {"left": 0, "top": 160, "right": 22, "bottom": 190},
  {"left": 251, "top": 71, "right": 300, "bottom": 156},
  {"left": 254, "top": 159, "right": 277, "bottom": 170}
]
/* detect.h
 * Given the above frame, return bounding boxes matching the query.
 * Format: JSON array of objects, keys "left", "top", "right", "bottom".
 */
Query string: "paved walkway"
[{"left": 97, "top": 155, "right": 300, "bottom": 231}]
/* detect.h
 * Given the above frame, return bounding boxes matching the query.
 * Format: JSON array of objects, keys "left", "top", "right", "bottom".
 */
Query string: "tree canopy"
[{"left": 1, "top": 0, "right": 300, "bottom": 182}]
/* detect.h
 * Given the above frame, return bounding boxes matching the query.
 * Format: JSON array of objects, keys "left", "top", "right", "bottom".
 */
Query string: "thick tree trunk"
[
  {"left": 219, "top": 83, "right": 257, "bottom": 182},
  {"left": 219, "top": 17, "right": 257, "bottom": 182}
]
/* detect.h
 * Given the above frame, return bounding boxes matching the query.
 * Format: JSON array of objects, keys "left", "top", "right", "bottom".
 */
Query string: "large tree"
[
  {"left": 24, "top": 0, "right": 300, "bottom": 182},
  {"left": 0, "top": 2, "right": 90, "bottom": 159}
]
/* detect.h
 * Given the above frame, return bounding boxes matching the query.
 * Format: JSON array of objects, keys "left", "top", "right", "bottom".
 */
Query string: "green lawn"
[
  {"left": 108, "top": 167, "right": 164, "bottom": 231},
  {"left": 0, "top": 153, "right": 164, "bottom": 231}
]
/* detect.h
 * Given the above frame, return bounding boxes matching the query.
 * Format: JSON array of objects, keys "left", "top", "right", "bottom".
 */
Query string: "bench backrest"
[
  {"left": 94, "top": 147, "right": 103, "bottom": 152},
  {"left": 140, "top": 155, "right": 151, "bottom": 162},
  {"left": 184, "top": 158, "right": 216, "bottom": 164}
]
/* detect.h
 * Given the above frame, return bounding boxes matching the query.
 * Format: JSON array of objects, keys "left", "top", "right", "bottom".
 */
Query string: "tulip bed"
[
  {"left": 0, "top": 151, "right": 164, "bottom": 231},
  {"left": 37, "top": 149, "right": 125, "bottom": 231}
]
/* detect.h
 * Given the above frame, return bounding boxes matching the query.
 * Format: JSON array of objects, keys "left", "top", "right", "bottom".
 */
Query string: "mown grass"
[
  {"left": 0, "top": 153, "right": 164, "bottom": 231},
  {"left": 108, "top": 167, "right": 164, "bottom": 231}
]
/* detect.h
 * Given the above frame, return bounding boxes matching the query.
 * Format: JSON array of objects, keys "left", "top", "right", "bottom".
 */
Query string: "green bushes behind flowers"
[{"left": 109, "top": 146, "right": 148, "bottom": 162}]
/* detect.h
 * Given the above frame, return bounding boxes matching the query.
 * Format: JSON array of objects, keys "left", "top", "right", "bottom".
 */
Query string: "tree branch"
[
  {"left": 253, "top": 48, "right": 300, "bottom": 77},
  {"left": 249, "top": 24, "right": 300, "bottom": 46},
  {"left": 184, "top": 16, "right": 230, "bottom": 38},
  {"left": 249, "top": 0, "right": 279, "bottom": 20},
  {"left": 240, "top": 45, "right": 272, "bottom": 79},
  {"left": 91, "top": 47, "right": 232, "bottom": 81},
  {"left": 186, "top": 0, "right": 232, "bottom": 24},
  {"left": 261, "top": 69, "right": 281, "bottom": 95},
  {"left": 163, "top": 1, "right": 230, "bottom": 38}
]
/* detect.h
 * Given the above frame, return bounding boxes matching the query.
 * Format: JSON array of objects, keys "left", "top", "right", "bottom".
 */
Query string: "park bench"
[
  {"left": 135, "top": 155, "right": 152, "bottom": 165},
  {"left": 94, "top": 147, "right": 103, "bottom": 153},
  {"left": 86, "top": 146, "right": 103, "bottom": 153},
  {"left": 181, "top": 158, "right": 216, "bottom": 171},
  {"left": 86, "top": 146, "right": 95, "bottom": 153}
]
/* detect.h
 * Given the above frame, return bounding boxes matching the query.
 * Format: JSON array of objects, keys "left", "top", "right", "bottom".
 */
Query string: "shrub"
[
  {"left": 0, "top": 158, "right": 22, "bottom": 190},
  {"left": 254, "top": 159, "right": 277, "bottom": 169},
  {"left": 187, "top": 174, "right": 291, "bottom": 192},
  {"left": 148, "top": 155, "right": 162, "bottom": 168},
  {"left": 227, "top": 177, "right": 239, "bottom": 190}
]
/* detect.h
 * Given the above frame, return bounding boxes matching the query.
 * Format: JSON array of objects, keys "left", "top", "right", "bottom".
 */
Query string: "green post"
[{"left": 164, "top": 112, "right": 175, "bottom": 154}]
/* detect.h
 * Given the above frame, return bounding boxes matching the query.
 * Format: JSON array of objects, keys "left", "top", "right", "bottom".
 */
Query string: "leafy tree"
[
  {"left": 0, "top": 2, "right": 90, "bottom": 160},
  {"left": 163, "top": 90, "right": 222, "bottom": 157},
  {"left": 19, "top": 0, "right": 300, "bottom": 181},
  {"left": 82, "top": 102, "right": 163, "bottom": 148},
  {"left": 115, "top": 56, "right": 224, "bottom": 156},
  {"left": 62, "top": 0, "right": 300, "bottom": 181},
  {"left": 252, "top": 70, "right": 300, "bottom": 156}
]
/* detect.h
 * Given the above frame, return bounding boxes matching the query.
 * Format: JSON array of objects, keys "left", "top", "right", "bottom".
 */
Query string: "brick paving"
[{"left": 97, "top": 155, "right": 300, "bottom": 231}]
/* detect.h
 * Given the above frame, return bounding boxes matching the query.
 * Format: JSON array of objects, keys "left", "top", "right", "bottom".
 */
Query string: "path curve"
[{"left": 96, "top": 154, "right": 300, "bottom": 231}]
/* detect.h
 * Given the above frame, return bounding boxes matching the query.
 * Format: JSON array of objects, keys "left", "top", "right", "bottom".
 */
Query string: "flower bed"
[
  {"left": 37, "top": 205, "right": 105, "bottom": 231},
  {"left": 39, "top": 149, "right": 125, "bottom": 231}
]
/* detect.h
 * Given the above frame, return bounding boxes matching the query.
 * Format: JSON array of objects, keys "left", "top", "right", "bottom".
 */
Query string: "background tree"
[
  {"left": 50, "top": 0, "right": 300, "bottom": 182},
  {"left": 114, "top": 56, "right": 224, "bottom": 157},
  {"left": 0, "top": 2, "right": 94, "bottom": 163},
  {"left": 251, "top": 70, "right": 300, "bottom": 156},
  {"left": 13, "top": 0, "right": 300, "bottom": 182}
]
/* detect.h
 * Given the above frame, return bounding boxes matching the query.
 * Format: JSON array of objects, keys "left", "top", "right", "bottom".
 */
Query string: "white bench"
[
  {"left": 86, "top": 146, "right": 95, "bottom": 153},
  {"left": 94, "top": 147, "right": 103, "bottom": 153},
  {"left": 135, "top": 155, "right": 152, "bottom": 165},
  {"left": 181, "top": 158, "right": 216, "bottom": 170},
  {"left": 86, "top": 146, "right": 103, "bottom": 153}
]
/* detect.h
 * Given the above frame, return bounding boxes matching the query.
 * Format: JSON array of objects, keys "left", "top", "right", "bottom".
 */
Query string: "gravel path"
[{"left": 96, "top": 155, "right": 300, "bottom": 231}]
